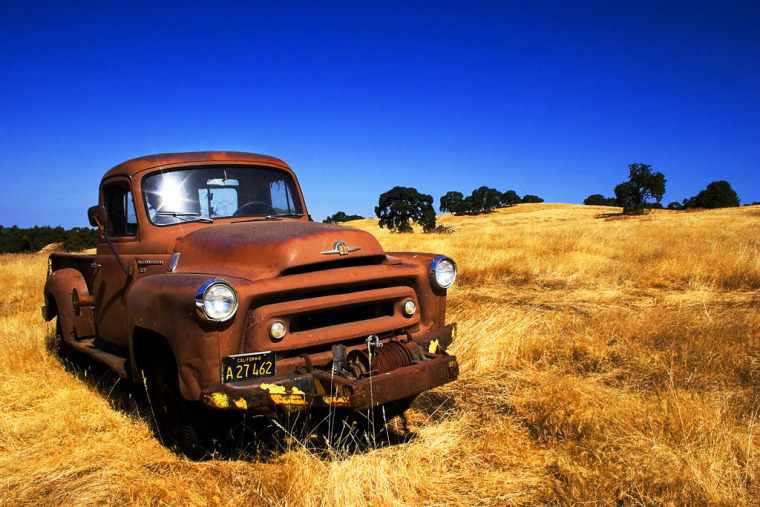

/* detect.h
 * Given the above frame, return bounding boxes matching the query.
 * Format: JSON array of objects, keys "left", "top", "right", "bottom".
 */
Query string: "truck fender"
[
  {"left": 43, "top": 268, "right": 96, "bottom": 344},
  {"left": 387, "top": 252, "right": 448, "bottom": 327},
  {"left": 127, "top": 274, "right": 224, "bottom": 401}
]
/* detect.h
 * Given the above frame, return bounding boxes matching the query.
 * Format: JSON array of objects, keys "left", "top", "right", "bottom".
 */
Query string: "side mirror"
[{"left": 88, "top": 205, "right": 107, "bottom": 228}]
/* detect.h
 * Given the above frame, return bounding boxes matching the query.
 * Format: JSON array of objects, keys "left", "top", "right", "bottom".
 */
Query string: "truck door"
[{"left": 92, "top": 179, "right": 139, "bottom": 347}]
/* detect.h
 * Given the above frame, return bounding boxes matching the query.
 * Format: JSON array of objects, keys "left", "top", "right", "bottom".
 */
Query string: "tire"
[
  {"left": 54, "top": 317, "right": 72, "bottom": 360},
  {"left": 145, "top": 357, "right": 207, "bottom": 460}
]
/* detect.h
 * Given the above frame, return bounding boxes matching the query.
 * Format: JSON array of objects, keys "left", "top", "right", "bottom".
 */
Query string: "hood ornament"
[{"left": 321, "top": 241, "right": 361, "bottom": 256}]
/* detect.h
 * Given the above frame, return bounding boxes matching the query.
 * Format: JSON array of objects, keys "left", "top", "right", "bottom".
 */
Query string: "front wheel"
[
  {"left": 144, "top": 358, "right": 207, "bottom": 460},
  {"left": 53, "top": 317, "right": 72, "bottom": 360}
]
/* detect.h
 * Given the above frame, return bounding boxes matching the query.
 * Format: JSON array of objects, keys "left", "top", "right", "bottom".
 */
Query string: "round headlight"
[
  {"left": 269, "top": 321, "right": 287, "bottom": 340},
  {"left": 402, "top": 299, "right": 417, "bottom": 317},
  {"left": 430, "top": 256, "right": 457, "bottom": 289},
  {"left": 195, "top": 279, "right": 238, "bottom": 322}
]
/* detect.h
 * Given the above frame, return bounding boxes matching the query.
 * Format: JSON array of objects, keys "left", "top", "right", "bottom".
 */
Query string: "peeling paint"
[
  {"left": 260, "top": 383, "right": 286, "bottom": 394},
  {"left": 203, "top": 392, "right": 231, "bottom": 408},
  {"left": 261, "top": 383, "right": 307, "bottom": 406},
  {"left": 322, "top": 395, "right": 351, "bottom": 405},
  {"left": 234, "top": 397, "right": 248, "bottom": 410}
]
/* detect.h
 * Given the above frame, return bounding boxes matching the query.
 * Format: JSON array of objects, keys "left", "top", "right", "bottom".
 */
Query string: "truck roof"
[{"left": 102, "top": 151, "right": 292, "bottom": 181}]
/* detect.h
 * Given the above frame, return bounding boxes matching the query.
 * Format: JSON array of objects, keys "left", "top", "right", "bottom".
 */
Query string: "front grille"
[
  {"left": 245, "top": 286, "right": 419, "bottom": 354},
  {"left": 290, "top": 302, "right": 394, "bottom": 332}
]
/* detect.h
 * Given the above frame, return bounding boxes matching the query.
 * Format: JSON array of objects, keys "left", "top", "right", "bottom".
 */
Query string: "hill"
[{"left": 1, "top": 204, "right": 758, "bottom": 504}]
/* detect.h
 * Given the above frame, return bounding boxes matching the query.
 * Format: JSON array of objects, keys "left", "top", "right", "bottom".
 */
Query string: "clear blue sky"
[{"left": 1, "top": 1, "right": 758, "bottom": 227}]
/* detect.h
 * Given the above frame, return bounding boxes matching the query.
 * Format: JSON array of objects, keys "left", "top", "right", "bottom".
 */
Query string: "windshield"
[{"left": 142, "top": 166, "right": 303, "bottom": 225}]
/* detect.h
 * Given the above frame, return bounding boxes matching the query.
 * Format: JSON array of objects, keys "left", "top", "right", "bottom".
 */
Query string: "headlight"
[
  {"left": 402, "top": 299, "right": 417, "bottom": 317},
  {"left": 195, "top": 279, "right": 238, "bottom": 322},
  {"left": 429, "top": 256, "right": 457, "bottom": 290},
  {"left": 269, "top": 321, "right": 287, "bottom": 340}
]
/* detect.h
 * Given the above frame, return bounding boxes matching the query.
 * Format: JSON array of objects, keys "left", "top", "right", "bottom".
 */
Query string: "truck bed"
[{"left": 49, "top": 253, "right": 97, "bottom": 291}]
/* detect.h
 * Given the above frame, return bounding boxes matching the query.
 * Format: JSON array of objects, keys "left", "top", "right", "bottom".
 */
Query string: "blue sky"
[{"left": 1, "top": 1, "right": 758, "bottom": 227}]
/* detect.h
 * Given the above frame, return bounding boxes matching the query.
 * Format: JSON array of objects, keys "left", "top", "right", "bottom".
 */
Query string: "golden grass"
[{"left": 1, "top": 204, "right": 759, "bottom": 505}]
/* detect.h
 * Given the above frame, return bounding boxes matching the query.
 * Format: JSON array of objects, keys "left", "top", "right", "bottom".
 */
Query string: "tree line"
[
  {"left": 0, "top": 225, "right": 99, "bottom": 254},
  {"left": 439, "top": 187, "right": 543, "bottom": 215},
  {"left": 583, "top": 163, "right": 745, "bottom": 213},
  {"left": 324, "top": 185, "right": 545, "bottom": 230},
  {"left": 369, "top": 186, "right": 544, "bottom": 233},
  {"left": 671, "top": 180, "right": 745, "bottom": 210},
  {"left": 325, "top": 162, "right": 753, "bottom": 233},
  {"left": 323, "top": 211, "right": 365, "bottom": 224}
]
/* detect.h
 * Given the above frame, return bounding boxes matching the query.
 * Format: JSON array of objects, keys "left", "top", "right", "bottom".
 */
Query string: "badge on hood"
[{"left": 321, "top": 241, "right": 361, "bottom": 256}]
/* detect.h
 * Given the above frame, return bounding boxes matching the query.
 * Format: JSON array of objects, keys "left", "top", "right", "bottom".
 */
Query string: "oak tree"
[
  {"left": 693, "top": 181, "right": 740, "bottom": 209},
  {"left": 439, "top": 191, "right": 465, "bottom": 214},
  {"left": 375, "top": 186, "right": 436, "bottom": 233},
  {"left": 614, "top": 163, "right": 666, "bottom": 214}
]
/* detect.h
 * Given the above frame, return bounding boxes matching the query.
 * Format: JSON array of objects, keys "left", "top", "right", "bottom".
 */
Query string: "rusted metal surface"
[{"left": 42, "top": 152, "right": 460, "bottom": 422}]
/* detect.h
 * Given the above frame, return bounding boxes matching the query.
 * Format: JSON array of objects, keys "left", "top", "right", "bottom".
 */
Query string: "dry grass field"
[{"left": 1, "top": 203, "right": 759, "bottom": 505}]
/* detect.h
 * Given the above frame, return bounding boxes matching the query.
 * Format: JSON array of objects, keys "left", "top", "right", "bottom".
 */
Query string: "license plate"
[{"left": 221, "top": 351, "right": 275, "bottom": 383}]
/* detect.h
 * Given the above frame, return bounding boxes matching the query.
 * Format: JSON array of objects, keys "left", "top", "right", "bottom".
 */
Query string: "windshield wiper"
[
  {"left": 268, "top": 213, "right": 303, "bottom": 218},
  {"left": 231, "top": 216, "right": 281, "bottom": 223},
  {"left": 156, "top": 211, "right": 213, "bottom": 223},
  {"left": 230, "top": 213, "right": 303, "bottom": 224}
]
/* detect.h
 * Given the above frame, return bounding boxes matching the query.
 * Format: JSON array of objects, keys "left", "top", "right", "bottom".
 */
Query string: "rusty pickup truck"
[{"left": 42, "top": 152, "right": 458, "bottom": 458}]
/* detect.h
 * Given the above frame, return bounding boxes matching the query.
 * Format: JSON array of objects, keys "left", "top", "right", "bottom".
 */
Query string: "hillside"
[{"left": 1, "top": 204, "right": 758, "bottom": 505}]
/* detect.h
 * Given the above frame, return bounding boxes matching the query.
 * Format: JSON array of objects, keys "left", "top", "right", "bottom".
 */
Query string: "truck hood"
[{"left": 173, "top": 220, "right": 385, "bottom": 280}]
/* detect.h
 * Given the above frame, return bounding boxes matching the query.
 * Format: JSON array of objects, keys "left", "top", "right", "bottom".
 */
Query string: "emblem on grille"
[{"left": 321, "top": 241, "right": 361, "bottom": 256}]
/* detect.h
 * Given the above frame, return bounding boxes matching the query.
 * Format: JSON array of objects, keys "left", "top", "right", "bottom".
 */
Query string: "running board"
[{"left": 70, "top": 338, "right": 128, "bottom": 378}]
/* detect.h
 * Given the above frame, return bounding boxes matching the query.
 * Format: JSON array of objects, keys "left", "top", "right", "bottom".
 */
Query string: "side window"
[{"left": 104, "top": 184, "right": 138, "bottom": 237}]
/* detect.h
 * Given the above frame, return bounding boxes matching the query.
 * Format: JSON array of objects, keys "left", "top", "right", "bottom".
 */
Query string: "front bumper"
[{"left": 200, "top": 326, "right": 459, "bottom": 413}]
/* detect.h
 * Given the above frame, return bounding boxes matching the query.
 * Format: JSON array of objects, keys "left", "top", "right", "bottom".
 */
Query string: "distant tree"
[
  {"left": 583, "top": 194, "right": 617, "bottom": 206},
  {"left": 484, "top": 187, "right": 503, "bottom": 211},
  {"left": 693, "top": 181, "right": 740, "bottom": 209},
  {"left": 467, "top": 186, "right": 501, "bottom": 213},
  {"left": 521, "top": 194, "right": 544, "bottom": 203},
  {"left": 439, "top": 191, "right": 465, "bottom": 214},
  {"left": 613, "top": 183, "right": 634, "bottom": 211},
  {"left": 323, "top": 211, "right": 364, "bottom": 224},
  {"left": 375, "top": 186, "right": 436, "bottom": 233},
  {"left": 465, "top": 189, "right": 483, "bottom": 214},
  {"left": 452, "top": 186, "right": 504, "bottom": 215},
  {"left": 614, "top": 163, "right": 666, "bottom": 214},
  {"left": 667, "top": 201, "right": 684, "bottom": 210},
  {"left": 500, "top": 190, "right": 521, "bottom": 207},
  {"left": 461, "top": 195, "right": 474, "bottom": 214},
  {"left": 584, "top": 194, "right": 606, "bottom": 206}
]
